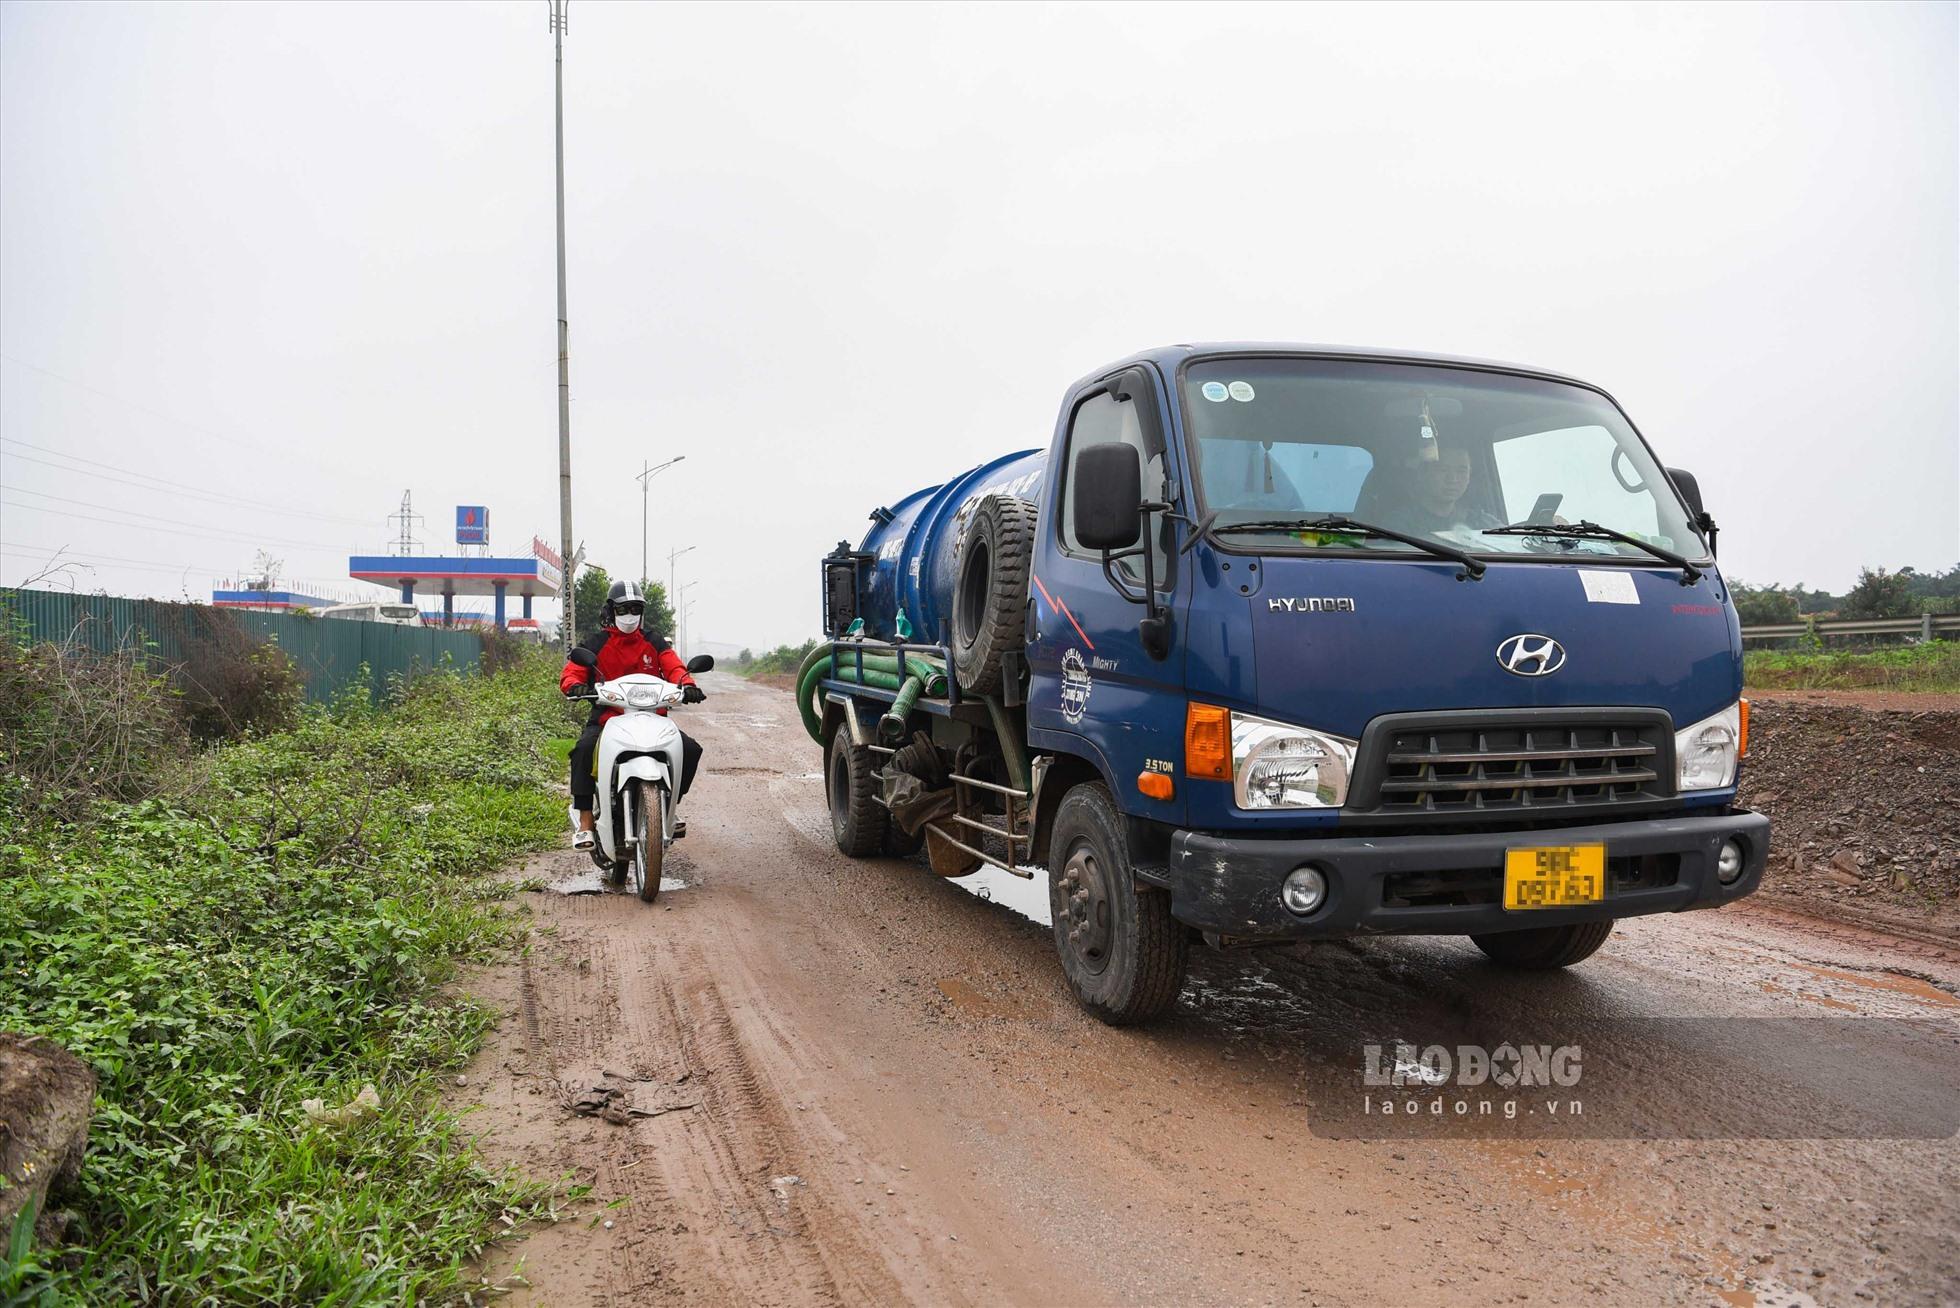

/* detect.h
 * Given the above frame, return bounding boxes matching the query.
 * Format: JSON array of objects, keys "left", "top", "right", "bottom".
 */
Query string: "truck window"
[
  {"left": 1491, "top": 424, "right": 1660, "bottom": 538},
  {"left": 1059, "top": 390, "right": 1171, "bottom": 586},
  {"left": 1199, "top": 440, "right": 1373, "bottom": 514}
]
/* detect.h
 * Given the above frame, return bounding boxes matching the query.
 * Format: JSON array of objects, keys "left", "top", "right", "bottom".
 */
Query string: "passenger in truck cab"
[{"left": 1392, "top": 442, "right": 1501, "bottom": 536}]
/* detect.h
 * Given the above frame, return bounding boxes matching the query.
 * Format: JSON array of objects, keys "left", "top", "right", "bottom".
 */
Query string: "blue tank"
[{"left": 851, "top": 449, "right": 1046, "bottom": 643}]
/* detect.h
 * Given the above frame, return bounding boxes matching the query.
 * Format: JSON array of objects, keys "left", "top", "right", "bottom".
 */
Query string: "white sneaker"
[{"left": 572, "top": 828, "right": 595, "bottom": 851}]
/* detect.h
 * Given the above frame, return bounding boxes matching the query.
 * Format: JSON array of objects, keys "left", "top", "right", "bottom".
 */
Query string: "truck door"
[{"left": 1027, "top": 371, "right": 1188, "bottom": 824}]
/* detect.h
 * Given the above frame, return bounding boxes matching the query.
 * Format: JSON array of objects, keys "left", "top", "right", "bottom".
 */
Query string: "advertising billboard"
[{"left": 456, "top": 505, "right": 489, "bottom": 545}]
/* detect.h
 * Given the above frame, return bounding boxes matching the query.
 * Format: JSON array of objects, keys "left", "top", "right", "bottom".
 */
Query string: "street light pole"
[
  {"left": 550, "top": 0, "right": 576, "bottom": 652},
  {"left": 635, "top": 455, "right": 685, "bottom": 586},
  {"left": 675, "top": 578, "right": 697, "bottom": 656},
  {"left": 666, "top": 543, "right": 695, "bottom": 644}
]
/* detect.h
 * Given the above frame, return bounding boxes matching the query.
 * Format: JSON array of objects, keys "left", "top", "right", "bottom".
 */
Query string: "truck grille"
[{"left": 1348, "top": 710, "right": 1676, "bottom": 820}]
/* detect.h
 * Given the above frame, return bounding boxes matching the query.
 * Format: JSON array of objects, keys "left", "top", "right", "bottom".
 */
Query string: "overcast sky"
[{"left": 2, "top": 0, "right": 1954, "bottom": 651}]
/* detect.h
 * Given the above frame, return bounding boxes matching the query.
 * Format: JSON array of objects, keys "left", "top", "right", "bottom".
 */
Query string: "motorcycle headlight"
[
  {"left": 1231, "top": 711, "right": 1356, "bottom": 809},
  {"left": 1675, "top": 702, "right": 1741, "bottom": 791},
  {"left": 626, "top": 686, "right": 660, "bottom": 709}
]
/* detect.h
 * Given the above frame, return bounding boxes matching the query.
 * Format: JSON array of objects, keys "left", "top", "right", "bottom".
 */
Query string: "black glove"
[
  {"left": 567, "top": 682, "right": 597, "bottom": 701},
  {"left": 682, "top": 684, "right": 706, "bottom": 704}
]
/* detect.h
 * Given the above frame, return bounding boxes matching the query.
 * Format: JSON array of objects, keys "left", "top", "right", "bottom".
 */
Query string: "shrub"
[
  {"left": 0, "top": 622, "right": 188, "bottom": 826},
  {"left": 157, "top": 606, "right": 305, "bottom": 742}
]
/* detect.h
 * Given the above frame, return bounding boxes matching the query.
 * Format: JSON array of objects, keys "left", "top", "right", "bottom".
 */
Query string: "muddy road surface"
[{"left": 459, "top": 673, "right": 1959, "bottom": 1308}]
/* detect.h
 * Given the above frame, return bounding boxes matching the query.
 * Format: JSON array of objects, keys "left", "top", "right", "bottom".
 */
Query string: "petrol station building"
[{"left": 348, "top": 505, "right": 562, "bottom": 629}]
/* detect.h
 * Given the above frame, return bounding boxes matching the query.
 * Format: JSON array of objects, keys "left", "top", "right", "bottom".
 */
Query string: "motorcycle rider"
[{"left": 560, "top": 580, "right": 705, "bottom": 850}]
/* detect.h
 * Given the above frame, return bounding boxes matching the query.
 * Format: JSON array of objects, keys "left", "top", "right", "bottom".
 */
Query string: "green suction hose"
[{"left": 879, "top": 676, "right": 924, "bottom": 741}]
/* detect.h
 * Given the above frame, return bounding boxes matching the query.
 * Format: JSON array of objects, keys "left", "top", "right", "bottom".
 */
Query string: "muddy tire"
[
  {"left": 951, "top": 495, "right": 1038, "bottom": 697},
  {"left": 632, "top": 778, "right": 666, "bottom": 903},
  {"left": 1047, "top": 783, "right": 1188, "bottom": 1025},
  {"left": 1470, "top": 920, "right": 1614, "bottom": 969},
  {"left": 828, "top": 727, "right": 888, "bottom": 857}
]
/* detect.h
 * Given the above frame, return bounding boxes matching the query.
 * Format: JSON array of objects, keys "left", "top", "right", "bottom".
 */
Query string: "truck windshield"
[{"left": 1182, "top": 358, "right": 1706, "bottom": 565}]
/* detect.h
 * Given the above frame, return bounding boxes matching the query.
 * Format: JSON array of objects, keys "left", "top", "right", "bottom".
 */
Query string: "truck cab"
[{"left": 813, "top": 344, "right": 1766, "bottom": 1024}]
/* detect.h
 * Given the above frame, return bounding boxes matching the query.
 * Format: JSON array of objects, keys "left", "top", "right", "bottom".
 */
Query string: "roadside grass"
[
  {"left": 1, "top": 653, "right": 584, "bottom": 1304},
  {"left": 1745, "top": 641, "right": 1960, "bottom": 693}
]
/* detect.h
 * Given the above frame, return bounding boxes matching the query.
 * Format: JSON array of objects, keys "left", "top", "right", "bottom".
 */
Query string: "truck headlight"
[
  {"left": 1231, "top": 711, "right": 1356, "bottom": 809},
  {"left": 1675, "top": 702, "right": 1741, "bottom": 791}
]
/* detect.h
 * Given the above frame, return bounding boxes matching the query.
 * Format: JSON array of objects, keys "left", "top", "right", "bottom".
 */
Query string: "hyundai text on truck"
[{"left": 798, "top": 344, "right": 1767, "bottom": 1024}]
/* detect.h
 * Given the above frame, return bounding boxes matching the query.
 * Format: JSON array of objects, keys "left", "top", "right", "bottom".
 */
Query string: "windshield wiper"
[
  {"left": 1483, "top": 520, "right": 1702, "bottom": 583},
  {"left": 1213, "top": 516, "right": 1486, "bottom": 581}
]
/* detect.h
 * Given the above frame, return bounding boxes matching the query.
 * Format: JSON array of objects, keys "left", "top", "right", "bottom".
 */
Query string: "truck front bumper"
[{"left": 1165, "top": 809, "right": 1769, "bottom": 940}]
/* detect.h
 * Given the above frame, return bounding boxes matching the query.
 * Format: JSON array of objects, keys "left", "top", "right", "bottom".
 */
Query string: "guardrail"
[{"left": 1740, "top": 613, "right": 1959, "bottom": 643}]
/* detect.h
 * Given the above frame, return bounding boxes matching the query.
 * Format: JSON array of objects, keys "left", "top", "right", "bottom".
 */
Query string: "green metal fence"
[{"left": 0, "top": 587, "right": 483, "bottom": 703}]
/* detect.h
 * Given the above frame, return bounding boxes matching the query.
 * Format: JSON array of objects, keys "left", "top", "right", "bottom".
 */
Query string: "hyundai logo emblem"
[{"left": 1496, "top": 634, "right": 1567, "bottom": 677}]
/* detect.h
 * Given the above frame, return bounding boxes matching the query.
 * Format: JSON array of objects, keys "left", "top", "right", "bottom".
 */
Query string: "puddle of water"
[
  {"left": 541, "top": 869, "right": 690, "bottom": 896},
  {"left": 1787, "top": 962, "right": 1959, "bottom": 1009},
  {"left": 946, "top": 863, "right": 1053, "bottom": 926}
]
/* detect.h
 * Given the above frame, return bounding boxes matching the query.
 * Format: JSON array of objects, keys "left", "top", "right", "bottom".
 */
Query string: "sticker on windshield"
[
  {"left": 1228, "top": 380, "right": 1256, "bottom": 402},
  {"left": 1579, "top": 570, "right": 1639, "bottom": 605},
  {"left": 1200, "top": 381, "right": 1230, "bottom": 402}
]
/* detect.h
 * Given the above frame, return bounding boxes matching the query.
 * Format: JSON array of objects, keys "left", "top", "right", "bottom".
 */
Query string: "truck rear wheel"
[
  {"left": 952, "top": 495, "right": 1038, "bottom": 697},
  {"left": 1047, "top": 783, "right": 1188, "bottom": 1025},
  {"left": 827, "top": 728, "right": 889, "bottom": 857},
  {"left": 1470, "top": 920, "right": 1614, "bottom": 969}
]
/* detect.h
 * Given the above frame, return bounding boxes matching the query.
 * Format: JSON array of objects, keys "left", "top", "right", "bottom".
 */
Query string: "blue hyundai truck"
[{"left": 799, "top": 344, "right": 1767, "bottom": 1024}]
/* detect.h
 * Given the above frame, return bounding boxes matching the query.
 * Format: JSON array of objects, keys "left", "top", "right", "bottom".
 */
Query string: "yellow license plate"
[{"left": 1503, "top": 845, "right": 1606, "bottom": 910}]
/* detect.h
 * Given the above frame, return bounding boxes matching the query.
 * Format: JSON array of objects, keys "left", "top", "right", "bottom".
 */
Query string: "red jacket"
[{"left": 560, "top": 626, "right": 695, "bottom": 722}]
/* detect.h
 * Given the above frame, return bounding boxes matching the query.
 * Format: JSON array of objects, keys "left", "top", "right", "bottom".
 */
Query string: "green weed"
[
  {"left": 1, "top": 652, "right": 585, "bottom": 1304},
  {"left": 1745, "top": 641, "right": 1960, "bottom": 692}
]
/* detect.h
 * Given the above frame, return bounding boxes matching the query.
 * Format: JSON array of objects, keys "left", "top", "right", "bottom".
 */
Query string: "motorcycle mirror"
[
  {"left": 685, "top": 654, "right": 715, "bottom": 674},
  {"left": 568, "top": 647, "right": 597, "bottom": 669}
]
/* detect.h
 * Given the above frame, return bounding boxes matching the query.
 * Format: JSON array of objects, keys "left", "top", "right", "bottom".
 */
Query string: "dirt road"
[{"left": 458, "top": 673, "right": 1959, "bottom": 1307}]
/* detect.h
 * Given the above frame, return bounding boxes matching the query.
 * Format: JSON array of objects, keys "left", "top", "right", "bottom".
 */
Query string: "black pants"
[{"left": 570, "top": 717, "right": 702, "bottom": 811}]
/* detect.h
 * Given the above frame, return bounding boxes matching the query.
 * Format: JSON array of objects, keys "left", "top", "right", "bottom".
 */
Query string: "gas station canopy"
[{"left": 349, "top": 535, "right": 563, "bottom": 628}]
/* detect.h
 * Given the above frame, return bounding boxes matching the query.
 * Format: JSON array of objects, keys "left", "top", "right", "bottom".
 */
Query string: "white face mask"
[{"left": 614, "top": 613, "right": 642, "bottom": 633}]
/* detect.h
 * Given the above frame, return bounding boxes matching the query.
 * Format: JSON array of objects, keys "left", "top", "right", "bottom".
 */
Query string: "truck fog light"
[
  {"left": 1281, "top": 866, "right": 1328, "bottom": 916},
  {"left": 1716, "top": 839, "right": 1745, "bottom": 885}
]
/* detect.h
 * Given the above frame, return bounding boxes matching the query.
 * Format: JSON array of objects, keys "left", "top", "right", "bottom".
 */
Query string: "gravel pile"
[{"left": 1741, "top": 695, "right": 1960, "bottom": 939}]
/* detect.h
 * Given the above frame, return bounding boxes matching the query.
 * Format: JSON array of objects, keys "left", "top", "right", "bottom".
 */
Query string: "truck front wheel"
[
  {"left": 1047, "top": 784, "right": 1188, "bottom": 1025},
  {"left": 1470, "top": 920, "right": 1614, "bottom": 969}
]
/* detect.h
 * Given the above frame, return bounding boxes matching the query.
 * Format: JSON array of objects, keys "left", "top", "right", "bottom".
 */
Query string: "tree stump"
[{"left": 0, "top": 1033, "right": 97, "bottom": 1243}]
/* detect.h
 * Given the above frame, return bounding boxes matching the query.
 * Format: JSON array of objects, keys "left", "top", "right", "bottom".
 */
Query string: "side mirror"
[
  {"left": 1074, "top": 442, "right": 1143, "bottom": 550},
  {"left": 568, "top": 647, "right": 597, "bottom": 669},
  {"left": 685, "top": 654, "right": 715, "bottom": 674},
  {"left": 1666, "top": 467, "right": 1705, "bottom": 520}
]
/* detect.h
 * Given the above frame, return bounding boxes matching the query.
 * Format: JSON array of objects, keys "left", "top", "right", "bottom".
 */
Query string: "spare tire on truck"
[{"left": 952, "top": 495, "right": 1038, "bottom": 696}]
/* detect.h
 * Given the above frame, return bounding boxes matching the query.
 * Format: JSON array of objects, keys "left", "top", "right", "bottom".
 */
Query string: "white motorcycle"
[{"left": 568, "top": 648, "right": 713, "bottom": 902}]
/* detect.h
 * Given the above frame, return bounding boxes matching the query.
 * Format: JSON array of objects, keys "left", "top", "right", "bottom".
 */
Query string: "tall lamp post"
[
  {"left": 549, "top": 0, "right": 576, "bottom": 651},
  {"left": 635, "top": 456, "right": 685, "bottom": 586},
  {"left": 675, "top": 578, "right": 698, "bottom": 656},
  {"left": 683, "top": 598, "right": 698, "bottom": 659},
  {"left": 666, "top": 544, "right": 695, "bottom": 640}
]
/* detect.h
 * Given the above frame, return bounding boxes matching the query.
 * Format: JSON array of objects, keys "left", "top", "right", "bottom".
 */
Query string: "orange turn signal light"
[
  {"left": 1137, "top": 771, "right": 1174, "bottom": 802},
  {"left": 1738, "top": 697, "right": 1750, "bottom": 758},
  {"left": 1185, "top": 702, "right": 1230, "bottom": 779}
]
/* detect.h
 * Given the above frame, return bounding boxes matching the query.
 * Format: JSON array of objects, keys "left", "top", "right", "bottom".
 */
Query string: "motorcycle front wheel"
[{"left": 630, "top": 777, "right": 667, "bottom": 904}]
